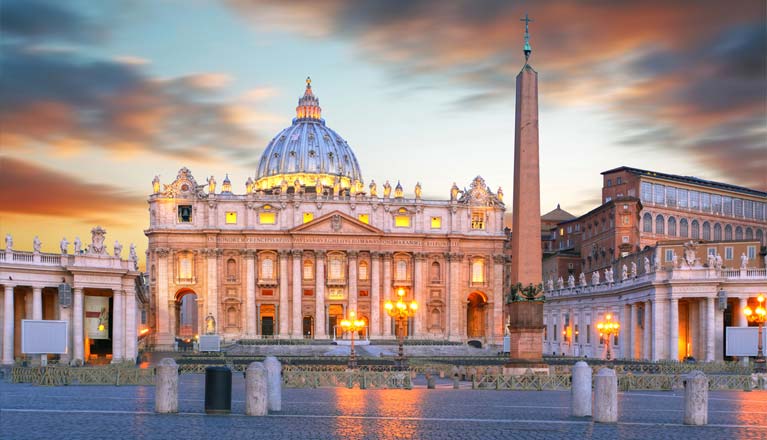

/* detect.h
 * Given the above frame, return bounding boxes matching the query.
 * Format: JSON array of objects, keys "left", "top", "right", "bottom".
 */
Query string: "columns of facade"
[
  {"left": 291, "top": 250, "right": 303, "bottom": 338},
  {"left": 32, "top": 286, "right": 43, "bottom": 320},
  {"left": 382, "top": 253, "right": 393, "bottom": 337},
  {"left": 245, "top": 251, "right": 256, "bottom": 337},
  {"left": 156, "top": 248, "right": 170, "bottom": 344},
  {"left": 207, "top": 249, "right": 221, "bottom": 325},
  {"left": 73, "top": 287, "right": 84, "bottom": 364},
  {"left": 59, "top": 304, "right": 71, "bottom": 364},
  {"left": 619, "top": 304, "right": 629, "bottom": 359},
  {"left": 642, "top": 300, "right": 651, "bottom": 360},
  {"left": 492, "top": 256, "right": 505, "bottom": 345},
  {"left": 738, "top": 297, "right": 749, "bottom": 327},
  {"left": 370, "top": 252, "right": 381, "bottom": 338},
  {"left": 124, "top": 288, "right": 137, "bottom": 362},
  {"left": 278, "top": 250, "right": 289, "bottom": 338},
  {"left": 112, "top": 290, "right": 124, "bottom": 362},
  {"left": 706, "top": 297, "right": 715, "bottom": 362},
  {"left": 447, "top": 253, "right": 462, "bottom": 340},
  {"left": 651, "top": 299, "right": 664, "bottom": 361},
  {"left": 314, "top": 251, "right": 326, "bottom": 338},
  {"left": 2, "top": 285, "right": 14, "bottom": 365},
  {"left": 25, "top": 291, "right": 32, "bottom": 319},
  {"left": 348, "top": 251, "right": 358, "bottom": 315},
  {"left": 628, "top": 303, "right": 637, "bottom": 360},
  {"left": 168, "top": 301, "right": 177, "bottom": 339},
  {"left": 413, "top": 253, "right": 424, "bottom": 337},
  {"left": 669, "top": 298, "right": 679, "bottom": 361}
]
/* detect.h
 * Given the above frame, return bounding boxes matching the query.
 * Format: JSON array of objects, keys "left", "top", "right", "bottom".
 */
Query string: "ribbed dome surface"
[{"left": 255, "top": 78, "right": 363, "bottom": 191}]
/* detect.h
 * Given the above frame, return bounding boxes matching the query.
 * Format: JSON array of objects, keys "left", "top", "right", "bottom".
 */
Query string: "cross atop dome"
[
  {"left": 297, "top": 76, "right": 321, "bottom": 120},
  {"left": 520, "top": 13, "right": 533, "bottom": 62}
]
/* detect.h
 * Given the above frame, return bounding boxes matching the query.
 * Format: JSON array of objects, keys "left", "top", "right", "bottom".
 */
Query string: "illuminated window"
[
  {"left": 395, "top": 215, "right": 410, "bottom": 227},
  {"left": 225, "top": 212, "right": 237, "bottom": 224},
  {"left": 259, "top": 212, "right": 276, "bottom": 224},
  {"left": 303, "top": 212, "right": 314, "bottom": 223},
  {"left": 357, "top": 214, "right": 369, "bottom": 224},
  {"left": 431, "top": 217, "right": 442, "bottom": 229},
  {"left": 471, "top": 259, "right": 485, "bottom": 283},
  {"left": 559, "top": 228, "right": 564, "bottom": 236},
  {"left": 261, "top": 258, "right": 274, "bottom": 279},
  {"left": 178, "top": 205, "right": 192, "bottom": 223},
  {"left": 303, "top": 260, "right": 314, "bottom": 280},
  {"left": 359, "top": 289, "right": 369, "bottom": 297},
  {"left": 358, "top": 261, "right": 369, "bottom": 280},
  {"left": 471, "top": 211, "right": 485, "bottom": 230}
]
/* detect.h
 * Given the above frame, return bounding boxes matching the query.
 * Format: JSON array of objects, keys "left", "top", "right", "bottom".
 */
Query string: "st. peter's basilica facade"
[{"left": 146, "top": 79, "right": 508, "bottom": 349}]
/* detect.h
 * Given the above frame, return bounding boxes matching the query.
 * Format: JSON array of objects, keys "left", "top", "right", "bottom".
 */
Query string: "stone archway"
[
  {"left": 467, "top": 291, "right": 487, "bottom": 338},
  {"left": 175, "top": 288, "right": 199, "bottom": 339}
]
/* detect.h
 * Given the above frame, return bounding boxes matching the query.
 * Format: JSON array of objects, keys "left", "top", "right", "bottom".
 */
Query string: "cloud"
[
  {"left": 226, "top": 0, "right": 767, "bottom": 190},
  {"left": 0, "top": 0, "right": 106, "bottom": 42},
  {"left": 0, "top": 157, "right": 145, "bottom": 218}
]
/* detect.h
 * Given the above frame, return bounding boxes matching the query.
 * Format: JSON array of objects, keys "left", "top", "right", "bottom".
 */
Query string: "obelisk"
[{"left": 506, "top": 14, "right": 546, "bottom": 372}]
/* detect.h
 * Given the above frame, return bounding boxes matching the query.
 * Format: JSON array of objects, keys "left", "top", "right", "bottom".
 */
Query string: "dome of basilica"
[{"left": 255, "top": 78, "right": 363, "bottom": 193}]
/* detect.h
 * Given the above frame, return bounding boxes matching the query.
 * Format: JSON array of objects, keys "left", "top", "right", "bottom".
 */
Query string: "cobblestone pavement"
[{"left": 2, "top": 375, "right": 766, "bottom": 440}]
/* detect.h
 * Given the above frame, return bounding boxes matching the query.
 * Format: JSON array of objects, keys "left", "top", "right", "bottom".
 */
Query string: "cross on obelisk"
[{"left": 520, "top": 13, "right": 533, "bottom": 61}]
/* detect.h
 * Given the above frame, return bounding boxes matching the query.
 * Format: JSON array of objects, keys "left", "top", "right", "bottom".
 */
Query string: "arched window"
[
  {"left": 757, "top": 229, "right": 764, "bottom": 245},
  {"left": 714, "top": 223, "right": 722, "bottom": 241},
  {"left": 226, "top": 258, "right": 237, "bottom": 281},
  {"left": 702, "top": 222, "right": 711, "bottom": 240},
  {"left": 724, "top": 224, "right": 732, "bottom": 241},
  {"left": 679, "top": 219, "right": 688, "bottom": 238},
  {"left": 643, "top": 213, "right": 653, "bottom": 232},
  {"left": 358, "top": 260, "right": 369, "bottom": 281},
  {"left": 735, "top": 226, "right": 743, "bottom": 240},
  {"left": 430, "top": 261, "right": 441, "bottom": 282},
  {"left": 395, "top": 260, "right": 408, "bottom": 281},
  {"left": 655, "top": 215, "right": 665, "bottom": 235},
  {"left": 261, "top": 257, "right": 274, "bottom": 279},
  {"left": 471, "top": 258, "right": 485, "bottom": 283},
  {"left": 745, "top": 227, "right": 753, "bottom": 240},
  {"left": 303, "top": 260, "right": 314, "bottom": 280},
  {"left": 690, "top": 220, "right": 699, "bottom": 239},
  {"left": 667, "top": 217, "right": 676, "bottom": 237}
]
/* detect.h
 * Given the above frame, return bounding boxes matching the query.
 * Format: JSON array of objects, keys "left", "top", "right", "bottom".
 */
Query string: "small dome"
[{"left": 255, "top": 78, "right": 363, "bottom": 192}]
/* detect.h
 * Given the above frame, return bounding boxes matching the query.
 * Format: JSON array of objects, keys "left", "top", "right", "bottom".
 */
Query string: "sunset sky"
[{"left": 1, "top": 0, "right": 765, "bottom": 268}]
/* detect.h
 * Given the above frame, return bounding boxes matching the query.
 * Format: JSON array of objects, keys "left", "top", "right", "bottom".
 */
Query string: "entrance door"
[
  {"left": 302, "top": 316, "right": 314, "bottom": 338},
  {"left": 467, "top": 292, "right": 487, "bottom": 338},
  {"left": 260, "top": 304, "right": 276, "bottom": 337},
  {"left": 328, "top": 305, "right": 343, "bottom": 337}
]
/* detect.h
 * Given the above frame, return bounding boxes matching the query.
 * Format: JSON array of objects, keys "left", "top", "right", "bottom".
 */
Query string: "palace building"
[{"left": 145, "top": 79, "right": 508, "bottom": 349}]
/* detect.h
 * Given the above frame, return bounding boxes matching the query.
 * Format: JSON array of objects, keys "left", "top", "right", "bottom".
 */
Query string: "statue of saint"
[
  {"left": 74, "top": 237, "right": 82, "bottom": 254},
  {"left": 207, "top": 175, "right": 216, "bottom": 194},
  {"left": 707, "top": 253, "right": 715, "bottom": 268},
  {"left": 621, "top": 264, "right": 628, "bottom": 281},
  {"left": 591, "top": 271, "right": 600, "bottom": 286},
  {"left": 205, "top": 314, "right": 216, "bottom": 335},
  {"left": 644, "top": 256, "right": 651, "bottom": 274},
  {"left": 383, "top": 180, "right": 391, "bottom": 198},
  {"left": 280, "top": 178, "right": 288, "bottom": 195},
  {"left": 630, "top": 261, "right": 637, "bottom": 278},
  {"left": 715, "top": 254, "right": 723, "bottom": 269},
  {"left": 414, "top": 182, "right": 422, "bottom": 200},
  {"left": 5, "top": 233, "right": 12, "bottom": 251},
  {"left": 567, "top": 274, "right": 575, "bottom": 288},
  {"left": 579, "top": 272, "right": 587, "bottom": 287},
  {"left": 293, "top": 179, "right": 301, "bottom": 195},
  {"left": 130, "top": 243, "right": 138, "bottom": 269},
  {"left": 741, "top": 252, "right": 749, "bottom": 269},
  {"left": 369, "top": 180, "right": 378, "bottom": 197},
  {"left": 315, "top": 179, "right": 323, "bottom": 197},
  {"left": 557, "top": 276, "right": 564, "bottom": 290},
  {"left": 152, "top": 176, "right": 160, "bottom": 194},
  {"left": 546, "top": 278, "right": 554, "bottom": 291},
  {"left": 60, "top": 237, "right": 69, "bottom": 255},
  {"left": 497, "top": 187, "right": 504, "bottom": 202},
  {"left": 332, "top": 177, "right": 340, "bottom": 197},
  {"left": 114, "top": 241, "right": 123, "bottom": 259},
  {"left": 450, "top": 182, "right": 460, "bottom": 201},
  {"left": 33, "top": 236, "right": 41, "bottom": 253}
]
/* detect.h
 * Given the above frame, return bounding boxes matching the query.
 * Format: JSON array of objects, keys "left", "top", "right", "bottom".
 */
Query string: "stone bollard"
[
  {"left": 426, "top": 371, "right": 436, "bottom": 389},
  {"left": 155, "top": 358, "right": 179, "bottom": 414},
  {"left": 263, "top": 356, "right": 282, "bottom": 412},
  {"left": 684, "top": 370, "right": 708, "bottom": 425},
  {"left": 593, "top": 368, "right": 618, "bottom": 423},
  {"left": 453, "top": 375, "right": 460, "bottom": 389},
  {"left": 245, "top": 362, "right": 268, "bottom": 416},
  {"left": 571, "top": 361, "right": 592, "bottom": 417}
]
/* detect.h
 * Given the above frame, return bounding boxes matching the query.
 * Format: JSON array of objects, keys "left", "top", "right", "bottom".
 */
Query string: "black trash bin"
[{"left": 205, "top": 366, "right": 232, "bottom": 414}]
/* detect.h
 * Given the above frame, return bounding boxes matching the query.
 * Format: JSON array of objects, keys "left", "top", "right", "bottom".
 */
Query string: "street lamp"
[
  {"left": 384, "top": 287, "right": 418, "bottom": 370},
  {"left": 339, "top": 310, "right": 366, "bottom": 370},
  {"left": 597, "top": 314, "right": 620, "bottom": 361},
  {"left": 743, "top": 294, "right": 766, "bottom": 373}
]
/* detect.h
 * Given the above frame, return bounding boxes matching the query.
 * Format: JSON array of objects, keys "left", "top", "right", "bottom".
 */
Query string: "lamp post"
[
  {"left": 743, "top": 294, "right": 766, "bottom": 373},
  {"left": 339, "top": 310, "right": 366, "bottom": 370},
  {"left": 384, "top": 287, "right": 418, "bottom": 370},
  {"left": 597, "top": 314, "right": 620, "bottom": 361}
]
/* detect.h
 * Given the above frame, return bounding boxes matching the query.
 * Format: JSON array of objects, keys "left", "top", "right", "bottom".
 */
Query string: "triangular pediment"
[{"left": 290, "top": 211, "right": 383, "bottom": 235}]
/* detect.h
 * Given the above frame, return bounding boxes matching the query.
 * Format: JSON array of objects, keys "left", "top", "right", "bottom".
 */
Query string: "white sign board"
[
  {"left": 502, "top": 335, "right": 511, "bottom": 353},
  {"left": 726, "top": 327, "right": 767, "bottom": 356},
  {"left": 199, "top": 335, "right": 221, "bottom": 352},
  {"left": 22, "top": 320, "right": 68, "bottom": 354}
]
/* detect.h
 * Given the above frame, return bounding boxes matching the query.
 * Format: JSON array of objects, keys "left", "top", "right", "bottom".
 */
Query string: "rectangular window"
[
  {"left": 606, "top": 178, "right": 612, "bottom": 187},
  {"left": 653, "top": 184, "right": 665, "bottom": 205},
  {"left": 756, "top": 202, "right": 765, "bottom": 221},
  {"left": 622, "top": 236, "right": 630, "bottom": 243},
  {"left": 586, "top": 324, "right": 591, "bottom": 344},
  {"left": 744, "top": 200, "right": 754, "bottom": 219},
  {"left": 559, "top": 228, "right": 565, "bottom": 236},
  {"left": 723, "top": 196, "right": 733, "bottom": 216},
  {"left": 622, "top": 215, "right": 630, "bottom": 225},
  {"left": 605, "top": 196, "right": 612, "bottom": 203},
  {"left": 707, "top": 247, "right": 716, "bottom": 257},
  {"left": 677, "top": 188, "right": 688, "bottom": 208},
  {"left": 614, "top": 334, "right": 619, "bottom": 346},
  {"left": 141, "top": 310, "right": 147, "bottom": 324},
  {"left": 734, "top": 198, "right": 743, "bottom": 217},
  {"left": 359, "top": 289, "right": 369, "bottom": 297},
  {"left": 689, "top": 191, "right": 699, "bottom": 210},
  {"left": 303, "top": 212, "right": 314, "bottom": 223},
  {"left": 471, "top": 211, "right": 485, "bottom": 230},
  {"left": 567, "top": 226, "right": 572, "bottom": 233},
  {"left": 575, "top": 224, "right": 581, "bottom": 232},
  {"left": 430, "top": 216, "right": 442, "bottom": 229},
  {"left": 394, "top": 215, "right": 410, "bottom": 227},
  {"left": 665, "top": 249, "right": 674, "bottom": 262},
  {"left": 261, "top": 289, "right": 274, "bottom": 296},
  {"left": 303, "top": 262, "right": 313, "bottom": 280},
  {"left": 259, "top": 212, "right": 276, "bottom": 224},
  {"left": 617, "top": 176, "right": 622, "bottom": 185},
  {"left": 666, "top": 186, "right": 676, "bottom": 207},
  {"left": 748, "top": 246, "right": 756, "bottom": 260},
  {"left": 178, "top": 205, "right": 192, "bottom": 223},
  {"left": 303, "top": 288, "right": 314, "bottom": 297},
  {"left": 357, "top": 214, "right": 369, "bottom": 224},
  {"left": 701, "top": 193, "right": 711, "bottom": 212},
  {"left": 641, "top": 182, "right": 653, "bottom": 203},
  {"left": 725, "top": 247, "right": 733, "bottom": 260},
  {"left": 225, "top": 212, "right": 237, "bottom": 224}
]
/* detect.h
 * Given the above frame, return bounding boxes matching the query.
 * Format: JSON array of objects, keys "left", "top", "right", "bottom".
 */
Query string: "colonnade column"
[
  {"left": 32, "top": 287, "right": 42, "bottom": 320},
  {"left": 112, "top": 290, "right": 124, "bottom": 362},
  {"left": 370, "top": 252, "right": 381, "bottom": 338},
  {"left": 669, "top": 298, "right": 679, "bottom": 361},
  {"left": 73, "top": 287, "right": 84, "bottom": 364},
  {"left": 651, "top": 299, "right": 664, "bottom": 361},
  {"left": 738, "top": 297, "right": 749, "bottom": 364},
  {"left": 706, "top": 297, "right": 715, "bottom": 362},
  {"left": 348, "top": 251, "right": 358, "bottom": 316},
  {"left": 314, "top": 251, "right": 326, "bottom": 338},
  {"left": 156, "top": 248, "right": 171, "bottom": 345},
  {"left": 245, "top": 251, "right": 256, "bottom": 338},
  {"left": 2, "top": 285, "right": 14, "bottom": 365},
  {"left": 382, "top": 252, "right": 393, "bottom": 337},
  {"left": 492, "top": 255, "right": 505, "bottom": 345},
  {"left": 642, "top": 301, "right": 651, "bottom": 360},
  {"left": 628, "top": 303, "right": 637, "bottom": 360},
  {"left": 413, "top": 253, "right": 424, "bottom": 337},
  {"left": 278, "top": 250, "right": 289, "bottom": 338},
  {"left": 206, "top": 249, "right": 221, "bottom": 327},
  {"left": 291, "top": 250, "right": 303, "bottom": 338},
  {"left": 59, "top": 303, "right": 71, "bottom": 364},
  {"left": 124, "top": 288, "right": 136, "bottom": 362},
  {"left": 447, "top": 253, "right": 462, "bottom": 341}
]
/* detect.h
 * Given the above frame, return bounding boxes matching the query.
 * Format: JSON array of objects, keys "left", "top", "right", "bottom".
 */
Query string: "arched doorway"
[
  {"left": 175, "top": 289, "right": 198, "bottom": 339},
  {"left": 467, "top": 292, "right": 487, "bottom": 338}
]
